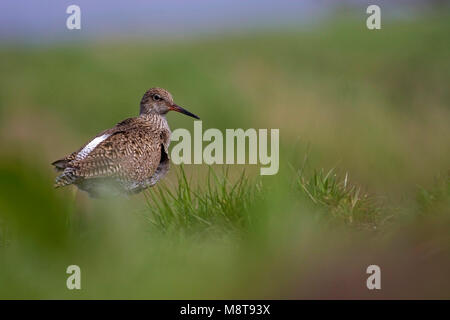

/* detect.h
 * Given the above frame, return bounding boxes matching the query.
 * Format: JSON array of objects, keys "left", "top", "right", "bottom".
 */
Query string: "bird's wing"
[
  {"left": 51, "top": 117, "right": 143, "bottom": 171},
  {"left": 72, "top": 125, "right": 163, "bottom": 181},
  {"left": 54, "top": 117, "right": 168, "bottom": 183},
  {"left": 51, "top": 126, "right": 118, "bottom": 171}
]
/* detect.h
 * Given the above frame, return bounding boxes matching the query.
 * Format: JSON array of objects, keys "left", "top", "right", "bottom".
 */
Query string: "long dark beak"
[{"left": 169, "top": 103, "right": 200, "bottom": 120}]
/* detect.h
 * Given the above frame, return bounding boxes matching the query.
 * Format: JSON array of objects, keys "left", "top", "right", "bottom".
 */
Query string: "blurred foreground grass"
[
  {"left": 0, "top": 13, "right": 449, "bottom": 298},
  {"left": 0, "top": 160, "right": 448, "bottom": 299}
]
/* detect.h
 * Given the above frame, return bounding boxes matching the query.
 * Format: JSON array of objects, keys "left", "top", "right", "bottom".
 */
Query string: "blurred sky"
[{"left": 0, "top": 0, "right": 443, "bottom": 43}]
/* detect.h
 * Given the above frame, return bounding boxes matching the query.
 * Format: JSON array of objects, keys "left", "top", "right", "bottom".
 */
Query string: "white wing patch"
[{"left": 76, "top": 134, "right": 111, "bottom": 160}]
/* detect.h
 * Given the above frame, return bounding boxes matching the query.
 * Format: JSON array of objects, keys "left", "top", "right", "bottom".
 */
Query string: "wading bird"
[{"left": 52, "top": 87, "right": 199, "bottom": 198}]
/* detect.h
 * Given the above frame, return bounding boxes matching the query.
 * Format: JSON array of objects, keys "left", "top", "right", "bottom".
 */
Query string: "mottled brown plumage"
[{"left": 52, "top": 87, "right": 199, "bottom": 197}]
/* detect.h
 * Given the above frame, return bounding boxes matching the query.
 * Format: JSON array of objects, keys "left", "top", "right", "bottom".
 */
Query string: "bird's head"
[{"left": 140, "top": 87, "right": 199, "bottom": 119}]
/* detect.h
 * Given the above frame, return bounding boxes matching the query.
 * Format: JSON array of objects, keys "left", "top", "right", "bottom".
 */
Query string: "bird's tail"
[
  {"left": 51, "top": 159, "right": 70, "bottom": 172},
  {"left": 54, "top": 168, "right": 79, "bottom": 188}
]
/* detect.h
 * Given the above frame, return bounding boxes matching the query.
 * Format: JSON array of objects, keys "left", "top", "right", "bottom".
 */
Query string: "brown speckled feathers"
[
  {"left": 53, "top": 114, "right": 170, "bottom": 196},
  {"left": 52, "top": 87, "right": 199, "bottom": 198}
]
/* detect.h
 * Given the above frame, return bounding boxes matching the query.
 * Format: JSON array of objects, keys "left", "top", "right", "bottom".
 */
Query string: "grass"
[
  {"left": 0, "top": 155, "right": 449, "bottom": 298},
  {"left": 416, "top": 173, "right": 450, "bottom": 216},
  {"left": 141, "top": 164, "right": 447, "bottom": 237},
  {"left": 143, "top": 166, "right": 260, "bottom": 235},
  {"left": 143, "top": 164, "right": 384, "bottom": 235},
  {"left": 296, "top": 167, "right": 382, "bottom": 229}
]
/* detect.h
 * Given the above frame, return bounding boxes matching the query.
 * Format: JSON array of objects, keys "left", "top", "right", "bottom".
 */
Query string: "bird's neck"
[{"left": 140, "top": 112, "right": 169, "bottom": 130}]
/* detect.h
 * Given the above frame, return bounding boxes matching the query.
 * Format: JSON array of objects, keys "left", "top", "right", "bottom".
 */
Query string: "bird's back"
[{"left": 52, "top": 114, "right": 171, "bottom": 197}]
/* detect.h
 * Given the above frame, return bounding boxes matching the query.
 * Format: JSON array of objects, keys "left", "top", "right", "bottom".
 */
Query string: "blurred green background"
[{"left": 0, "top": 2, "right": 449, "bottom": 299}]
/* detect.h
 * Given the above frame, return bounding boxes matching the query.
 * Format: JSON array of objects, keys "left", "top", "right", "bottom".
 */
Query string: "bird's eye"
[{"left": 153, "top": 94, "right": 162, "bottom": 101}]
